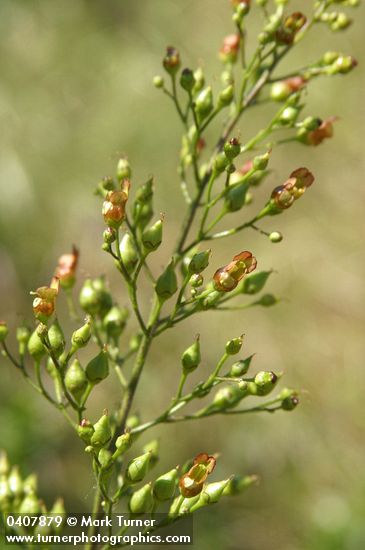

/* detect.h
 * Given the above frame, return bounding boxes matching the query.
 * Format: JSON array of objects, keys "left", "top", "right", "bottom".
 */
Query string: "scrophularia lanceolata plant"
[{"left": 0, "top": 0, "right": 359, "bottom": 544}]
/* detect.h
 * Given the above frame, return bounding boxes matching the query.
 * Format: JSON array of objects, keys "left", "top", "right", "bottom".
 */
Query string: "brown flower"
[
  {"left": 102, "top": 179, "right": 130, "bottom": 228},
  {"left": 163, "top": 46, "right": 181, "bottom": 74},
  {"left": 305, "top": 117, "right": 336, "bottom": 146},
  {"left": 179, "top": 453, "right": 216, "bottom": 498},
  {"left": 213, "top": 251, "right": 257, "bottom": 292},
  {"left": 54, "top": 246, "right": 79, "bottom": 289},
  {"left": 31, "top": 277, "right": 59, "bottom": 323},
  {"left": 219, "top": 34, "right": 240, "bottom": 64},
  {"left": 271, "top": 167, "right": 314, "bottom": 210},
  {"left": 276, "top": 12, "right": 307, "bottom": 45}
]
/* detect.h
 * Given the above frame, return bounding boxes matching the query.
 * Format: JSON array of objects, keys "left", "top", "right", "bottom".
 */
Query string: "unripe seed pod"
[
  {"left": 23, "top": 474, "right": 37, "bottom": 495},
  {"left": 27, "top": 329, "right": 46, "bottom": 360},
  {"left": 153, "top": 75, "right": 164, "bottom": 88},
  {"left": 16, "top": 325, "right": 31, "bottom": 355},
  {"left": 180, "top": 68, "right": 195, "bottom": 91},
  {"left": 143, "top": 439, "right": 159, "bottom": 467},
  {"left": 191, "top": 479, "right": 230, "bottom": 510},
  {"left": 280, "top": 106, "right": 300, "bottom": 125},
  {"left": 129, "top": 334, "right": 142, "bottom": 353},
  {"left": 19, "top": 492, "right": 41, "bottom": 514},
  {"left": 0, "top": 321, "right": 9, "bottom": 342},
  {"left": 214, "top": 152, "right": 229, "bottom": 174},
  {"left": 116, "top": 158, "right": 131, "bottom": 181},
  {"left": 225, "top": 335, "right": 243, "bottom": 355},
  {"left": 153, "top": 467, "right": 179, "bottom": 501},
  {"left": 129, "top": 483, "right": 154, "bottom": 514},
  {"left": 254, "top": 371, "right": 278, "bottom": 395},
  {"left": 71, "top": 318, "right": 92, "bottom": 351},
  {"left": 230, "top": 355, "right": 254, "bottom": 377},
  {"left": 254, "top": 293, "right": 278, "bottom": 307},
  {"left": 126, "top": 413, "right": 140, "bottom": 430},
  {"left": 142, "top": 218, "right": 163, "bottom": 252},
  {"left": 48, "top": 319, "right": 65, "bottom": 357},
  {"left": 79, "top": 277, "right": 112, "bottom": 317},
  {"left": 224, "top": 138, "right": 241, "bottom": 160},
  {"left": 0, "top": 451, "right": 10, "bottom": 476},
  {"left": 181, "top": 336, "right": 201, "bottom": 373},
  {"left": 190, "top": 274, "right": 204, "bottom": 288},
  {"left": 114, "top": 432, "right": 132, "bottom": 457},
  {"left": 77, "top": 419, "right": 94, "bottom": 444},
  {"left": 225, "top": 182, "right": 249, "bottom": 212},
  {"left": 65, "top": 359, "right": 88, "bottom": 401},
  {"left": 8, "top": 466, "right": 23, "bottom": 497},
  {"left": 85, "top": 349, "right": 109, "bottom": 384},
  {"left": 195, "top": 86, "right": 213, "bottom": 121},
  {"left": 213, "top": 384, "right": 248, "bottom": 408},
  {"left": 90, "top": 412, "right": 112, "bottom": 448},
  {"left": 155, "top": 260, "right": 178, "bottom": 301},
  {"left": 218, "top": 84, "right": 234, "bottom": 107},
  {"left": 126, "top": 452, "right": 152, "bottom": 483},
  {"left": 241, "top": 270, "right": 273, "bottom": 295},
  {"left": 98, "top": 448, "right": 113, "bottom": 470},
  {"left": 253, "top": 151, "right": 270, "bottom": 171},
  {"left": 223, "top": 474, "right": 259, "bottom": 496},
  {"left": 103, "top": 305, "right": 129, "bottom": 339},
  {"left": 269, "top": 231, "right": 283, "bottom": 243},
  {"left": 280, "top": 388, "right": 299, "bottom": 410},
  {"left": 119, "top": 233, "right": 139, "bottom": 274},
  {"left": 192, "top": 67, "right": 205, "bottom": 93},
  {"left": 188, "top": 250, "right": 211, "bottom": 274}
]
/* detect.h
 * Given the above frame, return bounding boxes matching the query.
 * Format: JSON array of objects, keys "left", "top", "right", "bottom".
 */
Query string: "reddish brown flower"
[
  {"left": 179, "top": 453, "right": 216, "bottom": 498},
  {"left": 31, "top": 277, "right": 59, "bottom": 323},
  {"left": 304, "top": 117, "right": 336, "bottom": 146},
  {"left": 283, "top": 75, "right": 307, "bottom": 92},
  {"left": 163, "top": 46, "right": 181, "bottom": 74},
  {"left": 213, "top": 251, "right": 257, "bottom": 292},
  {"left": 54, "top": 246, "right": 79, "bottom": 289},
  {"left": 102, "top": 179, "right": 130, "bottom": 228},
  {"left": 271, "top": 167, "right": 314, "bottom": 210},
  {"left": 276, "top": 12, "right": 307, "bottom": 45},
  {"left": 219, "top": 34, "right": 241, "bottom": 64}
]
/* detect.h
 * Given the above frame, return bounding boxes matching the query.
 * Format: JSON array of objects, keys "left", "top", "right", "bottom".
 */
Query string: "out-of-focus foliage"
[{"left": 0, "top": 1, "right": 364, "bottom": 548}]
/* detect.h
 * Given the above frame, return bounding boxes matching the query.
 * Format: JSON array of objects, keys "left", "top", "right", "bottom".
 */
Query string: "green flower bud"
[
  {"left": 85, "top": 349, "right": 109, "bottom": 384},
  {"left": 0, "top": 321, "right": 9, "bottom": 343},
  {"left": 253, "top": 293, "right": 278, "bottom": 307},
  {"left": 119, "top": 233, "right": 139, "bottom": 274},
  {"left": 213, "top": 384, "right": 248, "bottom": 409},
  {"left": 192, "top": 67, "right": 205, "bottom": 94},
  {"left": 126, "top": 452, "right": 152, "bottom": 483},
  {"left": 129, "top": 483, "right": 154, "bottom": 514},
  {"left": 143, "top": 439, "right": 159, "bottom": 467},
  {"left": 224, "top": 138, "right": 241, "bottom": 161},
  {"left": 182, "top": 336, "right": 201, "bottom": 373},
  {"left": 180, "top": 68, "right": 195, "bottom": 91},
  {"left": 15, "top": 326, "right": 30, "bottom": 359},
  {"left": 223, "top": 474, "right": 259, "bottom": 496},
  {"left": 48, "top": 319, "right": 65, "bottom": 357},
  {"left": 270, "top": 81, "right": 292, "bottom": 102},
  {"left": 188, "top": 250, "right": 211, "bottom": 274},
  {"left": 225, "top": 336, "right": 243, "bottom": 355},
  {"left": 218, "top": 84, "right": 234, "bottom": 107},
  {"left": 279, "top": 106, "right": 300, "bottom": 126},
  {"left": 195, "top": 86, "right": 213, "bottom": 121},
  {"left": 90, "top": 412, "right": 112, "bottom": 448},
  {"left": 153, "top": 467, "right": 178, "bottom": 501},
  {"left": 77, "top": 419, "right": 94, "bottom": 444},
  {"left": 103, "top": 227, "right": 116, "bottom": 246},
  {"left": 241, "top": 270, "right": 273, "bottom": 295},
  {"left": 116, "top": 158, "right": 131, "bottom": 181},
  {"left": 254, "top": 371, "right": 278, "bottom": 395},
  {"left": 253, "top": 152, "right": 270, "bottom": 171},
  {"left": 142, "top": 217, "right": 163, "bottom": 252},
  {"left": 27, "top": 329, "right": 46, "bottom": 361},
  {"left": 8, "top": 466, "right": 23, "bottom": 497},
  {"left": 155, "top": 260, "right": 178, "bottom": 301},
  {"left": 19, "top": 492, "right": 41, "bottom": 515},
  {"left": 114, "top": 432, "right": 132, "bottom": 457},
  {"left": 103, "top": 305, "right": 129, "bottom": 339},
  {"left": 126, "top": 413, "right": 140, "bottom": 430},
  {"left": 230, "top": 355, "right": 254, "bottom": 377},
  {"left": 269, "top": 231, "right": 283, "bottom": 243},
  {"left": 65, "top": 359, "right": 88, "bottom": 401},
  {"left": 214, "top": 151, "right": 229, "bottom": 174},
  {"left": 79, "top": 278, "right": 112, "bottom": 317},
  {"left": 280, "top": 388, "right": 299, "bottom": 410},
  {"left": 71, "top": 318, "right": 92, "bottom": 351},
  {"left": 153, "top": 75, "right": 164, "bottom": 88},
  {"left": 225, "top": 182, "right": 249, "bottom": 212},
  {"left": 190, "top": 274, "right": 204, "bottom": 289}
]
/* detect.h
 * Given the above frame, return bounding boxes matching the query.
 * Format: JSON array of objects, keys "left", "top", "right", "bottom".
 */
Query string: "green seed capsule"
[
  {"left": 190, "top": 479, "right": 230, "bottom": 511},
  {"left": 222, "top": 474, "right": 258, "bottom": 496},
  {"left": 153, "top": 468, "right": 178, "bottom": 501},
  {"left": 280, "top": 388, "right": 299, "bottom": 411},
  {"left": 71, "top": 318, "right": 92, "bottom": 351},
  {"left": 8, "top": 466, "right": 23, "bottom": 497},
  {"left": 269, "top": 231, "right": 283, "bottom": 243},
  {"left": 224, "top": 138, "right": 241, "bottom": 161},
  {"left": 103, "top": 306, "right": 129, "bottom": 339},
  {"left": 153, "top": 75, "right": 164, "bottom": 88},
  {"left": 180, "top": 68, "right": 195, "bottom": 92},
  {"left": 27, "top": 329, "right": 46, "bottom": 360},
  {"left": 98, "top": 449, "right": 113, "bottom": 470},
  {"left": 126, "top": 452, "right": 151, "bottom": 483},
  {"left": 155, "top": 260, "right": 178, "bottom": 301},
  {"left": 16, "top": 326, "right": 31, "bottom": 356},
  {"left": 119, "top": 233, "right": 139, "bottom": 274},
  {"left": 181, "top": 336, "right": 201, "bottom": 373},
  {"left": 79, "top": 278, "right": 112, "bottom": 316},
  {"left": 142, "top": 218, "right": 163, "bottom": 252},
  {"left": 225, "top": 182, "right": 249, "bottom": 212},
  {"left": 85, "top": 349, "right": 109, "bottom": 384},
  {"left": 225, "top": 336, "right": 243, "bottom": 355},
  {"left": 143, "top": 440, "right": 159, "bottom": 467},
  {"left": 77, "top": 419, "right": 94, "bottom": 444},
  {"left": 114, "top": 432, "right": 132, "bottom": 458},
  {"left": 0, "top": 321, "right": 9, "bottom": 342},
  {"left": 23, "top": 474, "right": 37, "bottom": 495},
  {"left": 129, "top": 483, "right": 154, "bottom": 514},
  {"left": 213, "top": 384, "right": 248, "bottom": 409},
  {"left": 253, "top": 294, "right": 278, "bottom": 307},
  {"left": 90, "top": 413, "right": 112, "bottom": 448},
  {"left": 214, "top": 152, "right": 229, "bottom": 174},
  {"left": 0, "top": 451, "right": 10, "bottom": 476},
  {"left": 254, "top": 371, "right": 278, "bottom": 395},
  {"left": 188, "top": 250, "right": 211, "bottom": 274},
  {"left": 126, "top": 413, "right": 140, "bottom": 430},
  {"left": 19, "top": 492, "right": 41, "bottom": 514},
  {"left": 218, "top": 84, "right": 234, "bottom": 107},
  {"left": 195, "top": 86, "right": 213, "bottom": 121},
  {"left": 242, "top": 271, "right": 273, "bottom": 295},
  {"left": 230, "top": 355, "right": 254, "bottom": 377},
  {"left": 116, "top": 158, "right": 131, "bottom": 181},
  {"left": 48, "top": 319, "right": 65, "bottom": 357},
  {"left": 65, "top": 359, "right": 88, "bottom": 401}
]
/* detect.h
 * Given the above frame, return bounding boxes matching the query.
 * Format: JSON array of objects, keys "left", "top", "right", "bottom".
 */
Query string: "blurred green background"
[{"left": 0, "top": 1, "right": 364, "bottom": 549}]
